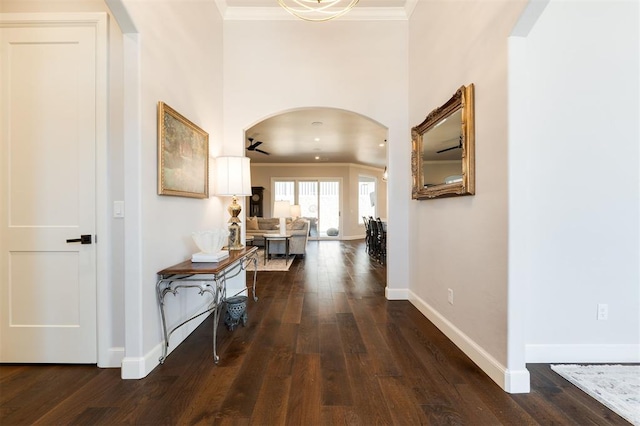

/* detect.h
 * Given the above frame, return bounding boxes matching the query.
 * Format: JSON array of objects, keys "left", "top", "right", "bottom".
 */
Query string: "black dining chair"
[{"left": 375, "top": 217, "right": 386, "bottom": 264}]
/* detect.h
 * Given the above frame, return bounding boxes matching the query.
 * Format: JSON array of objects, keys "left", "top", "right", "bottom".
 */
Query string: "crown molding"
[
  {"left": 252, "top": 162, "right": 384, "bottom": 172},
  {"left": 216, "top": 2, "right": 410, "bottom": 21},
  {"left": 404, "top": 0, "right": 418, "bottom": 18}
]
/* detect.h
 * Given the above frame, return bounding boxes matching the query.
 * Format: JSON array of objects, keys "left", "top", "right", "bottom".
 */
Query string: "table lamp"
[
  {"left": 290, "top": 204, "right": 301, "bottom": 219},
  {"left": 273, "top": 200, "right": 291, "bottom": 237},
  {"left": 214, "top": 156, "right": 252, "bottom": 250}
]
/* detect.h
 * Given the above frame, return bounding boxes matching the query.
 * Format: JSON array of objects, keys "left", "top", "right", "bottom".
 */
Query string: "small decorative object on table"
[
  {"left": 191, "top": 229, "right": 229, "bottom": 262},
  {"left": 224, "top": 295, "right": 248, "bottom": 331}
]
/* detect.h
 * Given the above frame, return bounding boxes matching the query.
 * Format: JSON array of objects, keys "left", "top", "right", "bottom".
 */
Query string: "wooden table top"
[
  {"left": 264, "top": 234, "right": 292, "bottom": 240},
  {"left": 157, "top": 246, "right": 258, "bottom": 277}
]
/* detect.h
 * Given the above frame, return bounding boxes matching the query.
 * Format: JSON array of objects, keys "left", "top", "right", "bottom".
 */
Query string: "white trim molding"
[
  {"left": 385, "top": 286, "right": 408, "bottom": 301},
  {"left": 526, "top": 344, "right": 640, "bottom": 364},
  {"left": 122, "top": 310, "right": 210, "bottom": 379},
  {"left": 409, "top": 290, "right": 530, "bottom": 394},
  {"left": 217, "top": 3, "right": 409, "bottom": 21}
]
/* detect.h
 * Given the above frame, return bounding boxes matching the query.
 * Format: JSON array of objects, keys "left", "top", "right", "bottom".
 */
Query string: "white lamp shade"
[
  {"left": 214, "top": 156, "right": 252, "bottom": 196},
  {"left": 273, "top": 200, "right": 290, "bottom": 236},
  {"left": 290, "top": 204, "right": 301, "bottom": 218},
  {"left": 273, "top": 200, "right": 291, "bottom": 218}
]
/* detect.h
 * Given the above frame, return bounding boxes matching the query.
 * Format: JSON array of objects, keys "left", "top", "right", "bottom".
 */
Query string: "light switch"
[{"left": 113, "top": 201, "right": 125, "bottom": 218}]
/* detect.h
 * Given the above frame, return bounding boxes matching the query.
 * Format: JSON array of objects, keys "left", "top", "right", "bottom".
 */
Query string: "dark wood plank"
[
  {"left": 264, "top": 323, "right": 298, "bottom": 377},
  {"left": 175, "top": 366, "right": 240, "bottom": 425},
  {"left": 319, "top": 322, "right": 353, "bottom": 406},
  {"left": 286, "top": 354, "right": 322, "bottom": 424},
  {"left": 281, "top": 293, "right": 304, "bottom": 324},
  {"left": 249, "top": 375, "right": 291, "bottom": 425},
  {"left": 344, "top": 353, "right": 394, "bottom": 425},
  {"left": 378, "top": 375, "right": 430, "bottom": 425}
]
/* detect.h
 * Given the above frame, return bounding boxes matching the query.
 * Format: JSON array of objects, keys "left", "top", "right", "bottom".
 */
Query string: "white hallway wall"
[
  {"left": 115, "top": 0, "right": 227, "bottom": 377},
  {"left": 408, "top": 0, "right": 529, "bottom": 392},
  {"left": 510, "top": 0, "right": 640, "bottom": 362}
]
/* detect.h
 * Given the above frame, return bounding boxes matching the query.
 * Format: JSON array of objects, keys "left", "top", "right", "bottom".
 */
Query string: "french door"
[{"left": 274, "top": 179, "right": 341, "bottom": 239}]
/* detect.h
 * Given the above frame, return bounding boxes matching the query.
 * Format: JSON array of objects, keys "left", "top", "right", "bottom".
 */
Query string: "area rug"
[
  {"left": 551, "top": 364, "right": 640, "bottom": 425},
  {"left": 246, "top": 249, "right": 294, "bottom": 271}
]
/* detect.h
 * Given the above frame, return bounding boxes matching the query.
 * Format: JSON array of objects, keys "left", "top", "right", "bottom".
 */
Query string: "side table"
[{"left": 264, "top": 234, "right": 291, "bottom": 265}]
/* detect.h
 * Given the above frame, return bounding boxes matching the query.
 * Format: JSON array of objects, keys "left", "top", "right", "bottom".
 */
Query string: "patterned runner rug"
[
  {"left": 551, "top": 364, "right": 640, "bottom": 425},
  {"left": 246, "top": 249, "right": 293, "bottom": 271}
]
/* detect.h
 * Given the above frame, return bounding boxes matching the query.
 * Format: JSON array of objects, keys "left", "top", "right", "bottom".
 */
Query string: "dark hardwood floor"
[{"left": 0, "top": 240, "right": 630, "bottom": 425}]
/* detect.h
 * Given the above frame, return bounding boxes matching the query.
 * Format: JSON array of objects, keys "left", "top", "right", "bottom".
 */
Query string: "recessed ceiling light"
[
  {"left": 379, "top": 143, "right": 385, "bottom": 147},
  {"left": 314, "top": 137, "right": 320, "bottom": 142},
  {"left": 315, "top": 156, "right": 320, "bottom": 160}
]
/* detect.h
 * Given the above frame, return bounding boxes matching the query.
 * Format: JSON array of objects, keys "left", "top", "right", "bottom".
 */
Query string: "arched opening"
[{"left": 244, "top": 106, "right": 388, "bottom": 244}]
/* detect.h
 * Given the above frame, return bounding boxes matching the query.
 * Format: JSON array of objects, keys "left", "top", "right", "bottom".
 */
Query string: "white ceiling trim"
[
  {"left": 404, "top": 0, "right": 418, "bottom": 18},
  {"left": 216, "top": 1, "right": 412, "bottom": 21},
  {"left": 252, "top": 162, "right": 385, "bottom": 172}
]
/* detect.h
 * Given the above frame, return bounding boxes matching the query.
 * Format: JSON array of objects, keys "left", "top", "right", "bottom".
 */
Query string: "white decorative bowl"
[{"left": 191, "top": 229, "right": 229, "bottom": 254}]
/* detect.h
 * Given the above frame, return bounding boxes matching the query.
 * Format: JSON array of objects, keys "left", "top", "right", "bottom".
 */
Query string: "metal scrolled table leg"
[
  {"left": 212, "top": 276, "right": 225, "bottom": 364},
  {"left": 251, "top": 256, "right": 258, "bottom": 301},
  {"left": 157, "top": 280, "right": 170, "bottom": 364}
]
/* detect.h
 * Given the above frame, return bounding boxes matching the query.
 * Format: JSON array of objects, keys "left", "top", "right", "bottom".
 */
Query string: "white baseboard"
[
  {"left": 526, "top": 344, "right": 640, "bottom": 363},
  {"left": 342, "top": 234, "right": 365, "bottom": 241},
  {"left": 385, "top": 286, "right": 409, "bottom": 300},
  {"left": 98, "top": 347, "right": 124, "bottom": 368},
  {"left": 504, "top": 368, "right": 531, "bottom": 393},
  {"left": 409, "top": 290, "right": 530, "bottom": 394},
  {"left": 121, "top": 311, "right": 210, "bottom": 379}
]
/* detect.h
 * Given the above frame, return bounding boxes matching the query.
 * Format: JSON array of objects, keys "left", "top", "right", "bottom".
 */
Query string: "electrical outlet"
[
  {"left": 597, "top": 303, "right": 608, "bottom": 320},
  {"left": 447, "top": 288, "right": 454, "bottom": 305}
]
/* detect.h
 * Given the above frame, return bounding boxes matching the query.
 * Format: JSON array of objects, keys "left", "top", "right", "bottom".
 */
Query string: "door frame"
[{"left": 0, "top": 12, "right": 110, "bottom": 366}]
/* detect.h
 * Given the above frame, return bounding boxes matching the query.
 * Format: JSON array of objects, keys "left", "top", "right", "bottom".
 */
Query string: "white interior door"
[{"left": 0, "top": 22, "right": 98, "bottom": 363}]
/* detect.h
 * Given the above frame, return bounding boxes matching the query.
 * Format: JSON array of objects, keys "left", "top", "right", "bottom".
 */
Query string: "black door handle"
[{"left": 66, "top": 234, "right": 92, "bottom": 244}]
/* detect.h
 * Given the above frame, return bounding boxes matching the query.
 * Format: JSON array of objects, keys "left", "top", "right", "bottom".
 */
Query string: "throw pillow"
[
  {"left": 266, "top": 221, "right": 279, "bottom": 230},
  {"left": 290, "top": 219, "right": 307, "bottom": 230},
  {"left": 246, "top": 216, "right": 259, "bottom": 231}
]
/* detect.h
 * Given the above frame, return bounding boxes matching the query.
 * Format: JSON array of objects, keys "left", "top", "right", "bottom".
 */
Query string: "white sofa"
[{"left": 245, "top": 217, "right": 310, "bottom": 256}]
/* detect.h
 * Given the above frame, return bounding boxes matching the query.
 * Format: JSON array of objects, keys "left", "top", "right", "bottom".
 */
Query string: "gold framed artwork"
[{"left": 157, "top": 102, "right": 209, "bottom": 198}]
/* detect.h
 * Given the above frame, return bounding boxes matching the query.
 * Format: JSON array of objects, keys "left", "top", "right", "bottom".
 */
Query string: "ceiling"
[{"left": 245, "top": 108, "right": 388, "bottom": 169}]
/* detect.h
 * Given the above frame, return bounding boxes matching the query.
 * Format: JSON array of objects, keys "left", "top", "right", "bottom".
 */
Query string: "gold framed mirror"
[{"left": 411, "top": 84, "right": 475, "bottom": 200}]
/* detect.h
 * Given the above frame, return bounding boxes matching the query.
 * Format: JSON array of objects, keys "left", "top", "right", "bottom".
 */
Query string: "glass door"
[
  {"left": 298, "top": 181, "right": 318, "bottom": 237},
  {"left": 318, "top": 181, "right": 340, "bottom": 238},
  {"left": 274, "top": 179, "right": 341, "bottom": 240}
]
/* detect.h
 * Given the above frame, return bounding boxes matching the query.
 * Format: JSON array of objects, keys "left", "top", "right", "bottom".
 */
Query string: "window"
[
  {"left": 358, "top": 176, "right": 376, "bottom": 223},
  {"left": 274, "top": 181, "right": 295, "bottom": 205}
]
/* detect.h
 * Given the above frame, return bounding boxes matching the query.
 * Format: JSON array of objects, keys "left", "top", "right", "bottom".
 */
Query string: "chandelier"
[{"left": 277, "top": 0, "right": 360, "bottom": 22}]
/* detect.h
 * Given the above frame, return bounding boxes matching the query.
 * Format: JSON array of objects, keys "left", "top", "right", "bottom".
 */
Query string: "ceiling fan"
[
  {"left": 246, "top": 137, "right": 270, "bottom": 155},
  {"left": 436, "top": 136, "right": 462, "bottom": 154}
]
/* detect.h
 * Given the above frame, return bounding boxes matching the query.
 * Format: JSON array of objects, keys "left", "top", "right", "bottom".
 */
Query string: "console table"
[{"left": 156, "top": 246, "right": 258, "bottom": 364}]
